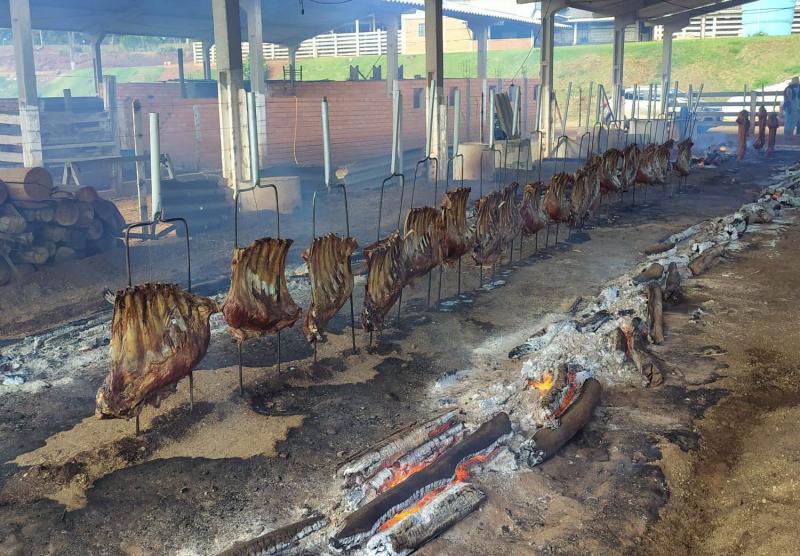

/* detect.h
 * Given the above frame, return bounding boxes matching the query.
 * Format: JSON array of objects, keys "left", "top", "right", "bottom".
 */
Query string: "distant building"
[
  {"left": 653, "top": 0, "right": 800, "bottom": 39},
  {"left": 555, "top": 9, "right": 651, "bottom": 45}
]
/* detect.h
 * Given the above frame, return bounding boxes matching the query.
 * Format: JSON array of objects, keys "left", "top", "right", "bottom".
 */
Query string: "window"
[
  {"left": 448, "top": 87, "right": 457, "bottom": 107},
  {"left": 418, "top": 23, "right": 425, "bottom": 37},
  {"left": 413, "top": 88, "right": 424, "bottom": 109}
]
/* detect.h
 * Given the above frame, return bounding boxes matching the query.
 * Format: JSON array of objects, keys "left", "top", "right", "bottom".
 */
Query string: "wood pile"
[{"left": 0, "top": 167, "right": 125, "bottom": 286}]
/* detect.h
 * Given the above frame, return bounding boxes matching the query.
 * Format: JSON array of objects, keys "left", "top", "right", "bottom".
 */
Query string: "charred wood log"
[
  {"left": 647, "top": 282, "right": 664, "bottom": 344},
  {"left": 621, "top": 318, "right": 664, "bottom": 386},
  {"left": 688, "top": 243, "right": 726, "bottom": 276},
  {"left": 337, "top": 409, "right": 460, "bottom": 485},
  {"left": 633, "top": 262, "right": 664, "bottom": 284},
  {"left": 217, "top": 515, "right": 326, "bottom": 556},
  {"left": 371, "top": 482, "right": 485, "bottom": 554},
  {"left": 331, "top": 412, "right": 511, "bottom": 550},
  {"left": 663, "top": 262, "right": 681, "bottom": 304},
  {"left": 643, "top": 241, "right": 675, "bottom": 256},
  {"left": 527, "top": 378, "right": 602, "bottom": 464}
]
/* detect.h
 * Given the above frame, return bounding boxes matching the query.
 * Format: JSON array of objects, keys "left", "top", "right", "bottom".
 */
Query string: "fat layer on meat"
[
  {"left": 95, "top": 283, "right": 218, "bottom": 419},
  {"left": 621, "top": 144, "right": 641, "bottom": 191},
  {"left": 222, "top": 237, "right": 301, "bottom": 342},
  {"left": 303, "top": 233, "right": 358, "bottom": 343},
  {"left": 520, "top": 182, "right": 546, "bottom": 235},
  {"left": 542, "top": 172, "right": 572, "bottom": 223},
  {"left": 471, "top": 190, "right": 502, "bottom": 265},
  {"left": 362, "top": 230, "right": 406, "bottom": 333},
  {"left": 674, "top": 138, "right": 693, "bottom": 176},
  {"left": 498, "top": 182, "right": 522, "bottom": 246},
  {"left": 439, "top": 187, "right": 472, "bottom": 264},
  {"left": 403, "top": 206, "right": 443, "bottom": 280}
]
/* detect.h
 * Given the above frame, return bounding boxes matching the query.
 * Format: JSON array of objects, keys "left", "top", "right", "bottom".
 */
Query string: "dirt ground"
[{"left": 0, "top": 152, "right": 798, "bottom": 555}]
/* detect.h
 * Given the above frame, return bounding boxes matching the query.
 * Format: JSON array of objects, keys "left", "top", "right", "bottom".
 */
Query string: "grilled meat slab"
[
  {"left": 498, "top": 182, "right": 522, "bottom": 246},
  {"left": 674, "top": 138, "right": 693, "bottom": 177},
  {"left": 303, "top": 233, "right": 358, "bottom": 343},
  {"left": 599, "top": 148, "right": 623, "bottom": 194},
  {"left": 621, "top": 144, "right": 641, "bottom": 191},
  {"left": 520, "top": 182, "right": 546, "bottom": 235},
  {"left": 362, "top": 231, "right": 406, "bottom": 333},
  {"left": 403, "top": 206, "right": 443, "bottom": 280},
  {"left": 543, "top": 172, "right": 572, "bottom": 223},
  {"left": 95, "top": 283, "right": 218, "bottom": 419},
  {"left": 471, "top": 191, "right": 502, "bottom": 265},
  {"left": 439, "top": 187, "right": 472, "bottom": 263},
  {"left": 222, "top": 237, "right": 301, "bottom": 342}
]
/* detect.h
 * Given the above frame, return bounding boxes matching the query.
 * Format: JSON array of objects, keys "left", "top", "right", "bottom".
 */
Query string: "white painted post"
[
  {"left": 391, "top": 82, "right": 401, "bottom": 174},
  {"left": 132, "top": 100, "right": 147, "bottom": 221},
  {"left": 149, "top": 113, "right": 162, "bottom": 220},
  {"left": 247, "top": 92, "right": 260, "bottom": 187},
  {"left": 453, "top": 88, "right": 461, "bottom": 154},
  {"left": 321, "top": 96, "right": 332, "bottom": 187},
  {"left": 246, "top": 0, "right": 264, "bottom": 94}
]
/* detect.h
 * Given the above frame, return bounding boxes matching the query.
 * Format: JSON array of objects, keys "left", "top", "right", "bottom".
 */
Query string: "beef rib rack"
[
  {"left": 302, "top": 233, "right": 358, "bottom": 343},
  {"left": 222, "top": 237, "right": 301, "bottom": 342},
  {"left": 95, "top": 283, "right": 218, "bottom": 419}
]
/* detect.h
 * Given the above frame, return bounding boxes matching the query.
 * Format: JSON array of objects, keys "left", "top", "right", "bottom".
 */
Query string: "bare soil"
[{"left": 0, "top": 153, "right": 797, "bottom": 555}]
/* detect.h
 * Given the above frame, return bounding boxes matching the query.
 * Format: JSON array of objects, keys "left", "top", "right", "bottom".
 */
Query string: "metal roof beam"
[{"left": 648, "top": 0, "right": 748, "bottom": 26}]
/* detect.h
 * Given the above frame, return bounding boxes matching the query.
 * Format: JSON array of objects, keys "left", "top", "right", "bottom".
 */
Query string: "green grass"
[
  {"left": 37, "top": 66, "right": 170, "bottom": 97},
  {"left": 288, "top": 34, "right": 800, "bottom": 95}
]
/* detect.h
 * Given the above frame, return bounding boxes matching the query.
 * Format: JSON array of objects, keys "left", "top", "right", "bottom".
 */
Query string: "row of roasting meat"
[{"left": 95, "top": 137, "right": 694, "bottom": 421}]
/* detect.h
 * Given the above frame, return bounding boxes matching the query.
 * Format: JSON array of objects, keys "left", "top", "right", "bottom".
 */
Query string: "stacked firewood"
[{"left": 0, "top": 167, "right": 125, "bottom": 286}]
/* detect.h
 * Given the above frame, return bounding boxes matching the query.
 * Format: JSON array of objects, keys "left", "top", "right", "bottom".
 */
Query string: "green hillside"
[{"left": 294, "top": 34, "right": 800, "bottom": 94}]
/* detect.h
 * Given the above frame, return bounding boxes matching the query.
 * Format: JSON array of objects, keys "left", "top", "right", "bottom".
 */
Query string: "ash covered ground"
[{"left": 1, "top": 152, "right": 798, "bottom": 555}]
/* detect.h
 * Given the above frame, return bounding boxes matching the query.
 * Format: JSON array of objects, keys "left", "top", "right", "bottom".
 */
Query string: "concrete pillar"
[
  {"left": 660, "top": 24, "right": 682, "bottom": 114},
  {"left": 213, "top": 0, "right": 247, "bottom": 187},
  {"left": 539, "top": 5, "right": 557, "bottom": 152},
  {"left": 288, "top": 46, "right": 297, "bottom": 83},
  {"left": 425, "top": 0, "right": 446, "bottom": 171},
  {"left": 573, "top": 23, "right": 578, "bottom": 45},
  {"left": 474, "top": 22, "right": 489, "bottom": 81},
  {"left": 10, "top": 0, "right": 42, "bottom": 166},
  {"left": 385, "top": 15, "right": 400, "bottom": 96},
  {"left": 91, "top": 34, "right": 105, "bottom": 96},
  {"left": 612, "top": 19, "right": 628, "bottom": 119},
  {"left": 245, "top": 0, "right": 264, "bottom": 93}
]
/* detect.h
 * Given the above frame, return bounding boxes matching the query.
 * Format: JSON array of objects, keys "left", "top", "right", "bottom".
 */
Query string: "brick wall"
[{"left": 115, "top": 78, "right": 540, "bottom": 172}]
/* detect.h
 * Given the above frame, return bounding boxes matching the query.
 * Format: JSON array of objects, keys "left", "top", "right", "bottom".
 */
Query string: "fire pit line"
[{"left": 330, "top": 412, "right": 512, "bottom": 551}]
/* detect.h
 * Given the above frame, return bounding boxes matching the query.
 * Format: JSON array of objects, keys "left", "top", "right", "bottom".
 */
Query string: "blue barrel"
[{"left": 742, "top": 0, "right": 796, "bottom": 36}]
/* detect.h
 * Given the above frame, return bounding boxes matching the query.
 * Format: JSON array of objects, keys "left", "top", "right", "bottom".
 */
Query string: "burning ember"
[
  {"left": 378, "top": 449, "right": 499, "bottom": 533},
  {"left": 527, "top": 372, "right": 554, "bottom": 396}
]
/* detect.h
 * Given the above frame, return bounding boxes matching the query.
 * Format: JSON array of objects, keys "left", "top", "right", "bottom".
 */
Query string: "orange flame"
[
  {"left": 378, "top": 487, "right": 447, "bottom": 532},
  {"left": 377, "top": 448, "right": 500, "bottom": 533},
  {"left": 527, "top": 372, "right": 554, "bottom": 397},
  {"left": 380, "top": 460, "right": 431, "bottom": 492},
  {"left": 554, "top": 374, "right": 578, "bottom": 417}
]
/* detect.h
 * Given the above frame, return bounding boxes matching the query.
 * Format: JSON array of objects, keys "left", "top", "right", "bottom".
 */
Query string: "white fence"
[
  {"left": 654, "top": 2, "right": 800, "bottom": 39},
  {"left": 193, "top": 30, "right": 402, "bottom": 64}
]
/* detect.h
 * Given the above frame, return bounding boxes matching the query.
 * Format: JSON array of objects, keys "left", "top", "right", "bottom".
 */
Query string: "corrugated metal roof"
[{"left": 383, "top": 0, "right": 540, "bottom": 24}]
